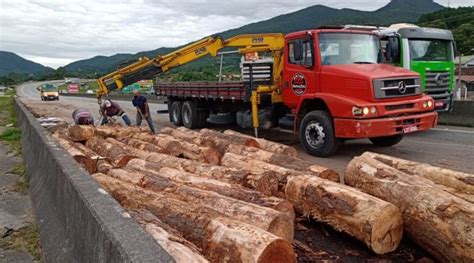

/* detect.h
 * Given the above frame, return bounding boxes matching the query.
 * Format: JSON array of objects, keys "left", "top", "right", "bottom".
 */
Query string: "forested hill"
[{"left": 418, "top": 7, "right": 474, "bottom": 55}]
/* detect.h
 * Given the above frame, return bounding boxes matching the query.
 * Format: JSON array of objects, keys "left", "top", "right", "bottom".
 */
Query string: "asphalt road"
[{"left": 17, "top": 81, "right": 474, "bottom": 174}]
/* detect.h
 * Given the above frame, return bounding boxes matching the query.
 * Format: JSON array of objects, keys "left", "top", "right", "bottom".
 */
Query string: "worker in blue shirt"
[{"left": 132, "top": 89, "right": 155, "bottom": 134}]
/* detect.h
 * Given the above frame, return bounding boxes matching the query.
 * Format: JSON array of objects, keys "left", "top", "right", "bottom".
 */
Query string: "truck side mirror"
[
  {"left": 388, "top": 36, "right": 400, "bottom": 63},
  {"left": 293, "top": 40, "right": 303, "bottom": 62}
]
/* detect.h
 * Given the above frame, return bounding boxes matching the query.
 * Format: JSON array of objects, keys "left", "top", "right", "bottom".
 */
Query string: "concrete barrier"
[
  {"left": 15, "top": 98, "right": 174, "bottom": 262},
  {"left": 438, "top": 100, "right": 474, "bottom": 127}
]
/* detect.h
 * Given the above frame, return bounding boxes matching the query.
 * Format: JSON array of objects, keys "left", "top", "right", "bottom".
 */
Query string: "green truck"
[{"left": 377, "top": 24, "right": 456, "bottom": 112}]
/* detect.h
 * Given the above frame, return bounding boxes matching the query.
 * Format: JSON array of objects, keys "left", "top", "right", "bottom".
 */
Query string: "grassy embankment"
[{"left": 0, "top": 88, "right": 42, "bottom": 261}]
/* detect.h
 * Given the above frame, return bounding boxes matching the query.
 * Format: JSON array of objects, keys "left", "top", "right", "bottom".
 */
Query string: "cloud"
[{"left": 0, "top": 0, "right": 471, "bottom": 68}]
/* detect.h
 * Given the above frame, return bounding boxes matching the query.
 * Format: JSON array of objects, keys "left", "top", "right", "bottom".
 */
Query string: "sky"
[{"left": 0, "top": 0, "right": 472, "bottom": 68}]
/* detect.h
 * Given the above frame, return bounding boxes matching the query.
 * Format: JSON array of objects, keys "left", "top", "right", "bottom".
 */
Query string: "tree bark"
[
  {"left": 361, "top": 152, "right": 474, "bottom": 202},
  {"left": 53, "top": 135, "right": 97, "bottom": 174},
  {"left": 125, "top": 153, "right": 279, "bottom": 196},
  {"left": 130, "top": 209, "right": 209, "bottom": 263},
  {"left": 129, "top": 133, "right": 183, "bottom": 156},
  {"left": 345, "top": 156, "right": 474, "bottom": 263},
  {"left": 106, "top": 169, "right": 294, "bottom": 241},
  {"left": 93, "top": 173, "right": 296, "bottom": 263},
  {"left": 68, "top": 125, "right": 95, "bottom": 142},
  {"left": 85, "top": 137, "right": 136, "bottom": 167},
  {"left": 221, "top": 153, "right": 339, "bottom": 195},
  {"left": 161, "top": 127, "right": 216, "bottom": 148},
  {"left": 200, "top": 128, "right": 260, "bottom": 149},
  {"left": 285, "top": 175, "right": 403, "bottom": 255},
  {"left": 226, "top": 144, "right": 339, "bottom": 182},
  {"left": 122, "top": 166, "right": 294, "bottom": 219},
  {"left": 223, "top": 129, "right": 298, "bottom": 158}
]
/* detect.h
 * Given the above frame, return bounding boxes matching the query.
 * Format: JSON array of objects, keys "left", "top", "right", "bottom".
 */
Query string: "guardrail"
[{"left": 15, "top": 98, "right": 173, "bottom": 262}]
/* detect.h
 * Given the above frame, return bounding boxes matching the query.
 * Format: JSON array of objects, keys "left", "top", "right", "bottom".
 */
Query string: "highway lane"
[{"left": 17, "top": 81, "right": 474, "bottom": 174}]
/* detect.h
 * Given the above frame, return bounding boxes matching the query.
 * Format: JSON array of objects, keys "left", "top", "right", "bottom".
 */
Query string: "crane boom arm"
[{"left": 96, "top": 33, "right": 285, "bottom": 99}]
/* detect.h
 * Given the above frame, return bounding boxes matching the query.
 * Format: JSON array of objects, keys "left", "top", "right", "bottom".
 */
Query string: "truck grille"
[
  {"left": 373, "top": 78, "right": 421, "bottom": 99},
  {"left": 425, "top": 71, "right": 450, "bottom": 99}
]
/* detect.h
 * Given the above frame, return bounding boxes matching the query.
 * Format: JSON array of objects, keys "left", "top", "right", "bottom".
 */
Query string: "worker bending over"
[
  {"left": 132, "top": 89, "right": 155, "bottom": 133},
  {"left": 72, "top": 108, "right": 94, "bottom": 125},
  {"left": 100, "top": 99, "right": 131, "bottom": 126}
]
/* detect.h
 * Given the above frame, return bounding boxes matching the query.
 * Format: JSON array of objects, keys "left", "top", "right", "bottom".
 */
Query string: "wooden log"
[
  {"left": 130, "top": 209, "right": 209, "bottom": 263},
  {"left": 68, "top": 125, "right": 95, "bottom": 142},
  {"left": 226, "top": 144, "right": 339, "bottom": 182},
  {"left": 221, "top": 153, "right": 339, "bottom": 195},
  {"left": 117, "top": 166, "right": 294, "bottom": 219},
  {"left": 200, "top": 128, "right": 261, "bottom": 148},
  {"left": 93, "top": 173, "right": 296, "bottom": 262},
  {"left": 285, "top": 175, "right": 403, "bottom": 254},
  {"left": 53, "top": 135, "right": 97, "bottom": 174},
  {"left": 85, "top": 137, "right": 136, "bottom": 167},
  {"left": 223, "top": 129, "right": 298, "bottom": 158},
  {"left": 345, "top": 156, "right": 474, "bottom": 262},
  {"left": 94, "top": 126, "right": 142, "bottom": 138},
  {"left": 361, "top": 152, "right": 474, "bottom": 202},
  {"left": 106, "top": 169, "right": 294, "bottom": 241},
  {"left": 161, "top": 127, "right": 216, "bottom": 148},
  {"left": 125, "top": 153, "right": 279, "bottom": 196},
  {"left": 129, "top": 133, "right": 182, "bottom": 156}
]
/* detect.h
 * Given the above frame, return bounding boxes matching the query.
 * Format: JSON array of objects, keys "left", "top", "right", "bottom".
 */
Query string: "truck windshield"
[
  {"left": 408, "top": 39, "right": 454, "bottom": 61},
  {"left": 319, "top": 33, "right": 382, "bottom": 66}
]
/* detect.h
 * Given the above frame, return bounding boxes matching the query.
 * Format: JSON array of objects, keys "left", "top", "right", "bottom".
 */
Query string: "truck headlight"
[
  {"left": 427, "top": 100, "right": 433, "bottom": 108},
  {"left": 363, "top": 107, "right": 370, "bottom": 115}
]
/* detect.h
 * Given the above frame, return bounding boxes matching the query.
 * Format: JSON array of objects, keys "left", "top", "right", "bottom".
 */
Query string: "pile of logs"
[{"left": 51, "top": 124, "right": 473, "bottom": 262}]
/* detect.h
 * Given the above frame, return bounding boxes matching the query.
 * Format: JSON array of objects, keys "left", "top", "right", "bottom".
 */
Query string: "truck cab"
[
  {"left": 377, "top": 24, "right": 456, "bottom": 112},
  {"left": 40, "top": 84, "right": 59, "bottom": 101},
  {"left": 281, "top": 29, "right": 437, "bottom": 156}
]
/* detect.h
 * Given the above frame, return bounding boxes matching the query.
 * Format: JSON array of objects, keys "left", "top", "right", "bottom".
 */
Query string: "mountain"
[
  {"left": 418, "top": 7, "right": 474, "bottom": 55},
  {"left": 64, "top": 0, "right": 444, "bottom": 75},
  {"left": 0, "top": 51, "right": 53, "bottom": 76}
]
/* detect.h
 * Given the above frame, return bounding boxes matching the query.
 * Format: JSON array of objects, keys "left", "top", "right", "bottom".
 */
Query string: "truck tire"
[
  {"left": 299, "top": 110, "right": 340, "bottom": 157},
  {"left": 182, "top": 101, "right": 199, "bottom": 129},
  {"left": 369, "top": 134, "right": 403, "bottom": 147},
  {"left": 170, "top": 101, "right": 183, "bottom": 126}
]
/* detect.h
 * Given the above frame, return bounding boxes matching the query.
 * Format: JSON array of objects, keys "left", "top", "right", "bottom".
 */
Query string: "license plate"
[
  {"left": 435, "top": 101, "right": 444, "bottom": 107},
  {"left": 403, "top": 125, "right": 418, "bottom": 134}
]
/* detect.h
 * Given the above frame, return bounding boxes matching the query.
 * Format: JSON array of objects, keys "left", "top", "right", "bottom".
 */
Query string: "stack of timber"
[
  {"left": 53, "top": 124, "right": 472, "bottom": 261},
  {"left": 345, "top": 152, "right": 474, "bottom": 262}
]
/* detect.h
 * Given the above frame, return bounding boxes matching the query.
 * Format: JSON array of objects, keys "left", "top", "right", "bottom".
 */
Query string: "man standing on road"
[
  {"left": 100, "top": 99, "right": 131, "bottom": 126},
  {"left": 72, "top": 108, "right": 94, "bottom": 125},
  {"left": 132, "top": 89, "right": 155, "bottom": 134}
]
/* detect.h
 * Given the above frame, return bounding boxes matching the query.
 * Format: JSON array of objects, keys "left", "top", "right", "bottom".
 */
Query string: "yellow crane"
[
  {"left": 96, "top": 34, "right": 285, "bottom": 136},
  {"left": 97, "top": 34, "right": 285, "bottom": 99}
]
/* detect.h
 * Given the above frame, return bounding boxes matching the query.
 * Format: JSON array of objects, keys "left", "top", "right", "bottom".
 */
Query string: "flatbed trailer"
[{"left": 155, "top": 81, "right": 248, "bottom": 102}]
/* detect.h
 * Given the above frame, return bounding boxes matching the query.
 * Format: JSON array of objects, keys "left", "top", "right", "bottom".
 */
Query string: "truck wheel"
[
  {"left": 369, "top": 134, "right": 403, "bottom": 147},
  {"left": 299, "top": 110, "right": 340, "bottom": 157},
  {"left": 182, "top": 101, "right": 199, "bottom": 129},
  {"left": 170, "top": 101, "right": 183, "bottom": 126}
]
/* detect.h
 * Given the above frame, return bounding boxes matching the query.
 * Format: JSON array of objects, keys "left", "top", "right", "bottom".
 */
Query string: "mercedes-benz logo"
[
  {"left": 435, "top": 73, "right": 444, "bottom": 86},
  {"left": 398, "top": 81, "right": 407, "bottom": 94}
]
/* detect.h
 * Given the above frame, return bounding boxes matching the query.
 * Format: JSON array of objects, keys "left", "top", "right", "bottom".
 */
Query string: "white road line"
[{"left": 432, "top": 128, "right": 474, "bottom": 135}]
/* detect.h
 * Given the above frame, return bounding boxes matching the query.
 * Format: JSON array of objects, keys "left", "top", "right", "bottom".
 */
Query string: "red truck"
[{"left": 97, "top": 29, "right": 438, "bottom": 156}]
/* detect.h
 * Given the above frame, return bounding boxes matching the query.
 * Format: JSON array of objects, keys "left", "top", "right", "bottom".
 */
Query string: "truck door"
[{"left": 282, "top": 35, "right": 317, "bottom": 109}]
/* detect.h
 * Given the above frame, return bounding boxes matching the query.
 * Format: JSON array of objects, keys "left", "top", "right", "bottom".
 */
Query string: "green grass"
[{"left": 0, "top": 224, "right": 42, "bottom": 261}]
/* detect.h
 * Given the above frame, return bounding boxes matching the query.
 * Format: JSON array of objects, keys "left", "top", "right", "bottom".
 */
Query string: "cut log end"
[
  {"left": 370, "top": 205, "right": 404, "bottom": 254},
  {"left": 258, "top": 239, "right": 296, "bottom": 263},
  {"left": 115, "top": 156, "right": 138, "bottom": 168},
  {"left": 73, "top": 156, "right": 97, "bottom": 174}
]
